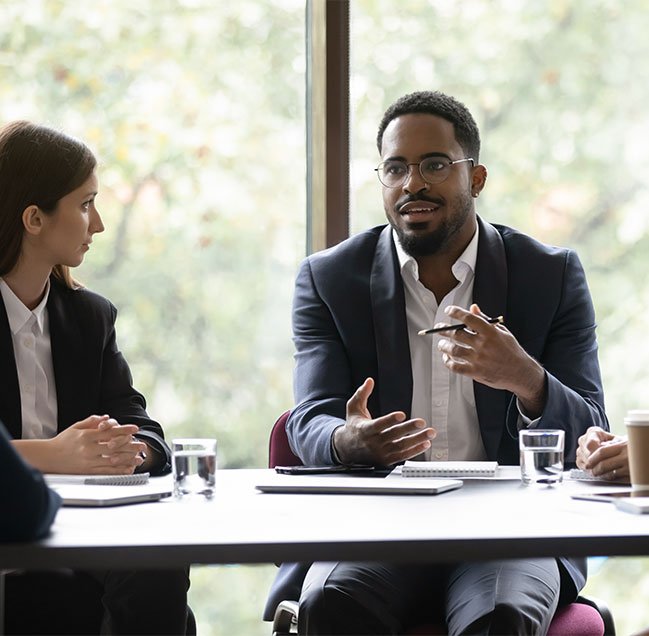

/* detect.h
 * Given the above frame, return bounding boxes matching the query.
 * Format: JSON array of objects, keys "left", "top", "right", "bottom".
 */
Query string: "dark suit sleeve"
[
  {"left": 534, "top": 250, "right": 608, "bottom": 462},
  {"left": 286, "top": 258, "right": 352, "bottom": 465},
  {"left": 99, "top": 303, "right": 171, "bottom": 475},
  {"left": 0, "top": 422, "right": 60, "bottom": 542}
]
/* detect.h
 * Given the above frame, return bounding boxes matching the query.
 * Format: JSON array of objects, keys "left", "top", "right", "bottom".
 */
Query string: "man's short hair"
[{"left": 376, "top": 90, "right": 481, "bottom": 162}]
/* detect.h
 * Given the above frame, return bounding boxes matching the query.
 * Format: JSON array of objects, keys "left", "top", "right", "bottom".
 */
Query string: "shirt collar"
[
  {"left": 392, "top": 223, "right": 480, "bottom": 283},
  {"left": 0, "top": 278, "right": 51, "bottom": 335}
]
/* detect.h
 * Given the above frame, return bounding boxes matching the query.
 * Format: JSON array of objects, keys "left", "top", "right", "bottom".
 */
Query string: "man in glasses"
[{"left": 266, "top": 91, "right": 608, "bottom": 635}]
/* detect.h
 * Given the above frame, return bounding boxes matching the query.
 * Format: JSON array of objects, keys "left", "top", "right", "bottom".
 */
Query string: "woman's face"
[{"left": 37, "top": 171, "right": 104, "bottom": 268}]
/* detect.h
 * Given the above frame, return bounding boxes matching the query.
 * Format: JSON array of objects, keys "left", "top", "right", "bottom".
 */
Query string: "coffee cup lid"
[{"left": 625, "top": 410, "right": 649, "bottom": 423}]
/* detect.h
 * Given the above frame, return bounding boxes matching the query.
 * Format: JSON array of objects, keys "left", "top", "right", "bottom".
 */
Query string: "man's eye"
[
  {"left": 423, "top": 160, "right": 447, "bottom": 172},
  {"left": 384, "top": 163, "right": 406, "bottom": 176}
]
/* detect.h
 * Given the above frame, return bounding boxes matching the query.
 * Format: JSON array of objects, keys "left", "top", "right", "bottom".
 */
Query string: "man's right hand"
[{"left": 332, "top": 377, "right": 436, "bottom": 466}]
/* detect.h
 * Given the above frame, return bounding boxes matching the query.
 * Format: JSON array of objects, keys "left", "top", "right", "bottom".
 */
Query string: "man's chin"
[
  {"left": 392, "top": 224, "right": 448, "bottom": 258},
  {"left": 403, "top": 221, "right": 430, "bottom": 231}
]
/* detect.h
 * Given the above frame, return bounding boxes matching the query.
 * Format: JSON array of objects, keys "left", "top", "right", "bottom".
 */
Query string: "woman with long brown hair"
[{"left": 0, "top": 121, "right": 190, "bottom": 635}]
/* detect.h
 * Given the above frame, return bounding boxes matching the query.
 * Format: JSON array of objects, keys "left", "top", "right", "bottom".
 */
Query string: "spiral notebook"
[
  {"left": 401, "top": 461, "right": 498, "bottom": 478},
  {"left": 44, "top": 472, "right": 150, "bottom": 486}
]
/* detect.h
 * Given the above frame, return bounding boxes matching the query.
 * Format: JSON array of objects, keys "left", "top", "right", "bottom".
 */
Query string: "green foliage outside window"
[
  {"left": 1, "top": 1, "right": 304, "bottom": 633},
  {"left": 3, "top": 0, "right": 649, "bottom": 633},
  {"left": 351, "top": 0, "right": 649, "bottom": 437},
  {"left": 351, "top": 1, "right": 649, "bottom": 634}
]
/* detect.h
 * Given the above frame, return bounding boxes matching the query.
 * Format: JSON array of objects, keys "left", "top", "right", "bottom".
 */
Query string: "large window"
[
  {"left": 5, "top": 0, "right": 649, "bottom": 632},
  {"left": 351, "top": 1, "right": 649, "bottom": 434},
  {"left": 1, "top": 0, "right": 305, "bottom": 469},
  {"left": 1, "top": 1, "right": 304, "bottom": 633},
  {"left": 350, "top": 1, "right": 649, "bottom": 633}
]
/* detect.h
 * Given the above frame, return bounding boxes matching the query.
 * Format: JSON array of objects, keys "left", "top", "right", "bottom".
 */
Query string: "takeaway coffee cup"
[{"left": 624, "top": 411, "right": 649, "bottom": 489}]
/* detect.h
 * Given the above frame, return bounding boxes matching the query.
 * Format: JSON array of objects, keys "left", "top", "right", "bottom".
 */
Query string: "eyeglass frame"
[{"left": 374, "top": 156, "right": 475, "bottom": 188}]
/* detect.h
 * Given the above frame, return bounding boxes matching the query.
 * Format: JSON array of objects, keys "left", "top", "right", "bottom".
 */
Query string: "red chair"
[
  {"left": 269, "top": 410, "right": 302, "bottom": 469},
  {"left": 268, "top": 411, "right": 616, "bottom": 636}
]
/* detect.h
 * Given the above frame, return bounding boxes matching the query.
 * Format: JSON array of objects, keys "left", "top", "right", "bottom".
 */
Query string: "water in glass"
[
  {"left": 519, "top": 429, "right": 564, "bottom": 486},
  {"left": 520, "top": 448, "right": 563, "bottom": 485},
  {"left": 172, "top": 439, "right": 217, "bottom": 498}
]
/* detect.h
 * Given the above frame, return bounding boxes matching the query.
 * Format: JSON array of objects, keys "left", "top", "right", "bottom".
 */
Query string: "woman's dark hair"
[{"left": 0, "top": 121, "right": 97, "bottom": 288}]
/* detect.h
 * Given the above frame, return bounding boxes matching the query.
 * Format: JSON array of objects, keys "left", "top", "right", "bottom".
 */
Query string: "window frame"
[{"left": 306, "top": 0, "right": 350, "bottom": 254}]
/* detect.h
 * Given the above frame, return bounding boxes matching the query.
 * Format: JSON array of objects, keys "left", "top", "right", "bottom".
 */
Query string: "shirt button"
[
  {"left": 434, "top": 399, "right": 443, "bottom": 406},
  {"left": 435, "top": 451, "right": 444, "bottom": 459},
  {"left": 25, "top": 384, "right": 34, "bottom": 393},
  {"left": 23, "top": 337, "right": 34, "bottom": 348}
]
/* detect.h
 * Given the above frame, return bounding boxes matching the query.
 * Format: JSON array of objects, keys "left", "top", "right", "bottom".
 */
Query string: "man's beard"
[{"left": 389, "top": 191, "right": 473, "bottom": 258}]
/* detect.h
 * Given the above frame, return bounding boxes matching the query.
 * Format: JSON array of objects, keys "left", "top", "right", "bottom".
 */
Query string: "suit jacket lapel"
[
  {"left": 47, "top": 282, "right": 85, "bottom": 432},
  {"left": 370, "top": 226, "right": 413, "bottom": 418},
  {"left": 0, "top": 294, "right": 22, "bottom": 438},
  {"left": 472, "top": 217, "right": 513, "bottom": 460},
  {"left": 473, "top": 217, "right": 508, "bottom": 321}
]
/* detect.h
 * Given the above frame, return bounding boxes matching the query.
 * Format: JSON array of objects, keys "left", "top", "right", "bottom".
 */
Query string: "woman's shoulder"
[{"left": 50, "top": 277, "right": 117, "bottom": 319}]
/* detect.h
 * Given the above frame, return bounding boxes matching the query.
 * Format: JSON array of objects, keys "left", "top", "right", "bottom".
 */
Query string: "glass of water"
[
  {"left": 519, "top": 429, "right": 565, "bottom": 486},
  {"left": 172, "top": 438, "right": 217, "bottom": 499}
]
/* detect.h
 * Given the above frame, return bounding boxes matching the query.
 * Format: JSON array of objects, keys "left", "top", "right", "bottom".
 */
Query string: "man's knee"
[
  {"left": 489, "top": 597, "right": 549, "bottom": 635},
  {"left": 299, "top": 568, "right": 352, "bottom": 633},
  {"left": 447, "top": 560, "right": 560, "bottom": 636},
  {"left": 298, "top": 576, "right": 326, "bottom": 622},
  {"left": 298, "top": 562, "right": 406, "bottom": 635},
  {"left": 457, "top": 597, "right": 555, "bottom": 636}
]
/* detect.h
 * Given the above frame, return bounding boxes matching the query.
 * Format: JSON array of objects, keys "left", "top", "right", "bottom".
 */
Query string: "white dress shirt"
[
  {"left": 393, "top": 227, "right": 488, "bottom": 461},
  {"left": 0, "top": 278, "right": 58, "bottom": 439}
]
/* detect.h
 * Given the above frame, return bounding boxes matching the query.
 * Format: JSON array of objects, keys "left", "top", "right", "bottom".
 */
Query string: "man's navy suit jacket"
[
  {"left": 0, "top": 276, "right": 171, "bottom": 474},
  {"left": 265, "top": 217, "right": 608, "bottom": 619}
]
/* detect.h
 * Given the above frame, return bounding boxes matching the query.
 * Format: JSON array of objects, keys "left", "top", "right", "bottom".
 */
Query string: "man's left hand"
[{"left": 437, "top": 304, "right": 547, "bottom": 418}]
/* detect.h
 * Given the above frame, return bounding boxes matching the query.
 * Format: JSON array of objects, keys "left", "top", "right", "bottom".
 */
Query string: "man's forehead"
[{"left": 381, "top": 113, "right": 460, "bottom": 157}]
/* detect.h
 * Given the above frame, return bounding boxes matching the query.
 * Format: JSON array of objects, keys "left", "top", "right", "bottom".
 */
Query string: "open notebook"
[{"left": 255, "top": 475, "right": 463, "bottom": 495}]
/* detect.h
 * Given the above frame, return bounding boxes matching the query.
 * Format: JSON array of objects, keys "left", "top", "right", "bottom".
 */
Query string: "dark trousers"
[
  {"left": 4, "top": 568, "right": 190, "bottom": 635},
  {"left": 298, "top": 559, "right": 561, "bottom": 636}
]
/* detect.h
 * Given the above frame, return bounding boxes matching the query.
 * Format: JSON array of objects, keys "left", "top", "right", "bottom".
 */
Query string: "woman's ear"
[{"left": 22, "top": 205, "right": 44, "bottom": 235}]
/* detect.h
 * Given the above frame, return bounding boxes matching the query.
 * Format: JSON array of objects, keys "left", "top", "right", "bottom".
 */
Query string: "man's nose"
[{"left": 403, "top": 164, "right": 428, "bottom": 194}]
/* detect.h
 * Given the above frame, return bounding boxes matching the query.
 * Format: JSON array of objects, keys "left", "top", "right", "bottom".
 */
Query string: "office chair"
[{"left": 268, "top": 411, "right": 616, "bottom": 636}]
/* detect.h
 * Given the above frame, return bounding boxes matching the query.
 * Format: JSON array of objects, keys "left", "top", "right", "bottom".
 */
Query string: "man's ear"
[
  {"left": 471, "top": 164, "right": 487, "bottom": 197},
  {"left": 22, "top": 205, "right": 45, "bottom": 235}
]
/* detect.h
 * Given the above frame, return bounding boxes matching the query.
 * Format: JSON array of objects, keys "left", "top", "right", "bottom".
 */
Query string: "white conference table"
[{"left": 2, "top": 468, "right": 649, "bottom": 571}]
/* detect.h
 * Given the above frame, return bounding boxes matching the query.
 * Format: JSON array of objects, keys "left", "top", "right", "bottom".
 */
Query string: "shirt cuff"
[{"left": 516, "top": 398, "right": 542, "bottom": 430}]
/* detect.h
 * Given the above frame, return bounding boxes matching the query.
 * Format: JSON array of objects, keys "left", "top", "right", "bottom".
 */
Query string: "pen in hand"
[{"left": 418, "top": 315, "right": 503, "bottom": 336}]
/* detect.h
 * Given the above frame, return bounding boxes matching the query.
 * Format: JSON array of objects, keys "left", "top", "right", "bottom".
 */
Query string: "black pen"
[{"left": 418, "top": 315, "right": 503, "bottom": 336}]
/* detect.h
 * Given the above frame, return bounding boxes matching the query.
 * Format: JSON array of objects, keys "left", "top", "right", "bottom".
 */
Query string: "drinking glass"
[
  {"left": 519, "top": 429, "right": 564, "bottom": 486},
  {"left": 172, "top": 438, "right": 217, "bottom": 499}
]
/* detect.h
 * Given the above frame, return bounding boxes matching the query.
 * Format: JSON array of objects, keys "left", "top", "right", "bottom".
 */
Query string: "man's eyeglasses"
[{"left": 375, "top": 157, "right": 474, "bottom": 188}]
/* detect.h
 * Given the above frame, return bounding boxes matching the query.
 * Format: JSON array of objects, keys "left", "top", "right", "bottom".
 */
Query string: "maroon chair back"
[{"left": 269, "top": 410, "right": 303, "bottom": 468}]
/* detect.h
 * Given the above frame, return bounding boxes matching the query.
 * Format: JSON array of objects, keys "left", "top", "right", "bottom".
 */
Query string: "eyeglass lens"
[{"left": 378, "top": 157, "right": 454, "bottom": 187}]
